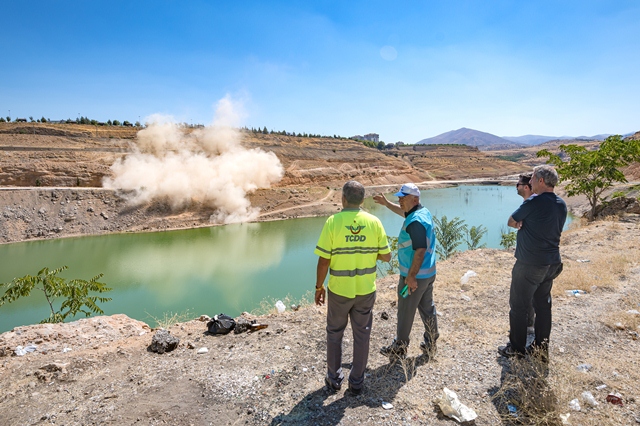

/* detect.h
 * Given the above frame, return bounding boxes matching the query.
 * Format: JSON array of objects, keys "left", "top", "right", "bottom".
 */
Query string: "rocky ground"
[{"left": 1, "top": 219, "right": 640, "bottom": 425}]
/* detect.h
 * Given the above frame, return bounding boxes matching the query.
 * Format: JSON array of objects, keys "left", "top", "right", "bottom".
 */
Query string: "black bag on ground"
[{"left": 207, "top": 313, "right": 236, "bottom": 335}]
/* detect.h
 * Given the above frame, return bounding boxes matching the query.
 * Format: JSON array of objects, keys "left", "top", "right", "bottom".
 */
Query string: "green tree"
[
  {"left": 0, "top": 266, "right": 112, "bottom": 324},
  {"left": 112, "top": 119, "right": 121, "bottom": 126},
  {"left": 433, "top": 215, "right": 467, "bottom": 260},
  {"left": 537, "top": 135, "right": 640, "bottom": 220},
  {"left": 0, "top": 117, "right": 5, "bottom": 123},
  {"left": 500, "top": 229, "right": 517, "bottom": 249},
  {"left": 465, "top": 225, "right": 487, "bottom": 249},
  {"left": 29, "top": 116, "right": 34, "bottom": 122},
  {"left": 5, "top": 116, "right": 10, "bottom": 122}
]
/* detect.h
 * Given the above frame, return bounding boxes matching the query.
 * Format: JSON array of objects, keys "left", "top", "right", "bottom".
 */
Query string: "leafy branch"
[{"left": 0, "top": 266, "right": 112, "bottom": 324}]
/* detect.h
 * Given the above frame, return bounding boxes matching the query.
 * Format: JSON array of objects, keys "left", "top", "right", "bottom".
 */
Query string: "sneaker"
[
  {"left": 498, "top": 343, "right": 524, "bottom": 359},
  {"left": 347, "top": 383, "right": 363, "bottom": 396},
  {"left": 380, "top": 340, "right": 407, "bottom": 360},
  {"left": 419, "top": 341, "right": 437, "bottom": 357},
  {"left": 324, "top": 377, "right": 341, "bottom": 393}
]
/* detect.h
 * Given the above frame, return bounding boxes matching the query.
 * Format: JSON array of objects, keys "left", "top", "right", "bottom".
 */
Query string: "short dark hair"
[
  {"left": 518, "top": 172, "right": 532, "bottom": 188},
  {"left": 533, "top": 165, "right": 559, "bottom": 187},
  {"left": 342, "top": 180, "right": 365, "bottom": 206}
]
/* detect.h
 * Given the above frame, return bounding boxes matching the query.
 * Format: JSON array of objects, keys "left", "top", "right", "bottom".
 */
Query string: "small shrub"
[
  {"left": 500, "top": 229, "right": 517, "bottom": 249},
  {"left": 434, "top": 215, "right": 467, "bottom": 260}
]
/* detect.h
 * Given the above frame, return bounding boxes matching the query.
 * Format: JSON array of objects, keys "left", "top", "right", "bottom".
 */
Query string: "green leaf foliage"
[
  {"left": 0, "top": 266, "right": 112, "bottom": 324},
  {"left": 466, "top": 225, "right": 488, "bottom": 250},
  {"left": 377, "top": 236, "right": 399, "bottom": 276},
  {"left": 537, "top": 135, "right": 640, "bottom": 220},
  {"left": 500, "top": 229, "right": 517, "bottom": 249},
  {"left": 433, "top": 215, "right": 467, "bottom": 260}
]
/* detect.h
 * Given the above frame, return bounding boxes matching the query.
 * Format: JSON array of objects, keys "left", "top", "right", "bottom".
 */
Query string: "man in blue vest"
[{"left": 374, "top": 183, "right": 438, "bottom": 360}]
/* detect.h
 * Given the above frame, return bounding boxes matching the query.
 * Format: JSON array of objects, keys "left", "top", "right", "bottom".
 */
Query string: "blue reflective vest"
[{"left": 398, "top": 207, "right": 437, "bottom": 278}]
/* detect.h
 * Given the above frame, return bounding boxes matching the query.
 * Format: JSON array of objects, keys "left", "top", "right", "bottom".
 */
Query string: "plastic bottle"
[{"left": 275, "top": 300, "right": 286, "bottom": 313}]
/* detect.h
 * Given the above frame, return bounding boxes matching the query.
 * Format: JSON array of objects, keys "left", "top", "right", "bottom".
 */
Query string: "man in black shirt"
[{"left": 499, "top": 165, "right": 567, "bottom": 360}]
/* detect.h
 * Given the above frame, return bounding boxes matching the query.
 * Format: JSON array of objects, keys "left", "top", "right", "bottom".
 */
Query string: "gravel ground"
[{"left": 1, "top": 219, "right": 639, "bottom": 425}]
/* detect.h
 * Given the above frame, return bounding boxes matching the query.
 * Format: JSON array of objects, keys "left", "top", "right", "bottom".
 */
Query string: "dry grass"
[
  {"left": 145, "top": 308, "right": 194, "bottom": 329},
  {"left": 253, "top": 291, "right": 314, "bottom": 315}
]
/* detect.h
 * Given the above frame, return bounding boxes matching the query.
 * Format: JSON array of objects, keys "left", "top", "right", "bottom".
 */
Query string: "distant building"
[
  {"left": 351, "top": 133, "right": 380, "bottom": 143},
  {"left": 16, "top": 118, "right": 27, "bottom": 122}
]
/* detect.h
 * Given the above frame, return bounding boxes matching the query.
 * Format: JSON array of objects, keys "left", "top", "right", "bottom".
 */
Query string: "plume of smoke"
[{"left": 103, "top": 97, "right": 284, "bottom": 224}]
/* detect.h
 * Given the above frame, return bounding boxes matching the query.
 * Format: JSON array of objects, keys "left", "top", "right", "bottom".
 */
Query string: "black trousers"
[{"left": 509, "top": 260, "right": 563, "bottom": 353}]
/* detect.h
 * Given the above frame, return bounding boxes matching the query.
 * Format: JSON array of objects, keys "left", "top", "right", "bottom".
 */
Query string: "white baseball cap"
[{"left": 394, "top": 183, "right": 420, "bottom": 197}]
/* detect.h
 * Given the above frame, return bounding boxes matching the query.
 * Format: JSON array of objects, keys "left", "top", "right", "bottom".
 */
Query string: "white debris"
[
  {"left": 197, "top": 347, "right": 209, "bottom": 354},
  {"left": 381, "top": 402, "right": 393, "bottom": 410},
  {"left": 14, "top": 345, "right": 37, "bottom": 356},
  {"left": 460, "top": 270, "right": 477, "bottom": 285},
  {"left": 436, "top": 387, "right": 478, "bottom": 423}
]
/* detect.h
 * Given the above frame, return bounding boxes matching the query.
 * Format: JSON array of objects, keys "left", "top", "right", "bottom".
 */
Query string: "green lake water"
[{"left": 0, "top": 185, "right": 572, "bottom": 332}]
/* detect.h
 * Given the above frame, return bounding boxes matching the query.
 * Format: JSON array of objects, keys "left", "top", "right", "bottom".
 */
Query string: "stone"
[{"left": 149, "top": 330, "right": 180, "bottom": 354}]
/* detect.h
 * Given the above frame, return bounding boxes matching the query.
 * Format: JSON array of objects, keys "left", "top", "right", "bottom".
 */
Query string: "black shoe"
[
  {"left": 347, "top": 383, "right": 362, "bottom": 396},
  {"left": 324, "top": 377, "right": 341, "bottom": 393},
  {"left": 498, "top": 343, "right": 524, "bottom": 359},
  {"left": 380, "top": 340, "right": 407, "bottom": 360},
  {"left": 419, "top": 341, "right": 437, "bottom": 357}
]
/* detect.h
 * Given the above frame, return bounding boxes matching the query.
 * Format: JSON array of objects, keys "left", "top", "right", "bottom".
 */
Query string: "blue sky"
[{"left": 1, "top": 1, "right": 638, "bottom": 143}]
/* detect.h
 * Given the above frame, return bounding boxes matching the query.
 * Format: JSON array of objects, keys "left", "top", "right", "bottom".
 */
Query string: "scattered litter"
[
  {"left": 62, "top": 348, "right": 72, "bottom": 353},
  {"left": 460, "top": 270, "right": 477, "bottom": 285},
  {"left": 614, "top": 322, "right": 625, "bottom": 330},
  {"left": 381, "top": 401, "right": 393, "bottom": 410},
  {"left": 627, "top": 310, "right": 640, "bottom": 315},
  {"left": 507, "top": 404, "right": 518, "bottom": 417},
  {"left": 461, "top": 295, "right": 471, "bottom": 302},
  {"left": 569, "top": 399, "right": 581, "bottom": 411},
  {"left": 302, "top": 368, "right": 308, "bottom": 372},
  {"left": 596, "top": 384, "right": 607, "bottom": 391},
  {"left": 139, "top": 331, "right": 146, "bottom": 336},
  {"left": 565, "top": 289, "right": 587, "bottom": 296},
  {"left": 436, "top": 387, "right": 478, "bottom": 423},
  {"left": 290, "top": 304, "right": 300, "bottom": 311},
  {"left": 197, "top": 347, "right": 209, "bottom": 354},
  {"left": 582, "top": 391, "right": 599, "bottom": 407},
  {"left": 606, "top": 393, "right": 623, "bottom": 406},
  {"left": 275, "top": 300, "right": 286, "bottom": 314},
  {"left": 560, "top": 413, "right": 571, "bottom": 424},
  {"left": 284, "top": 346, "right": 291, "bottom": 350},
  {"left": 576, "top": 259, "right": 591, "bottom": 263},
  {"left": 576, "top": 363, "right": 592, "bottom": 372},
  {"left": 15, "top": 345, "right": 37, "bottom": 356}
]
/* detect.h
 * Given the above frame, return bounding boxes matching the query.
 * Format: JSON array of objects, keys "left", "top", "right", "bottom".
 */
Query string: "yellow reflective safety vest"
[{"left": 314, "top": 208, "right": 390, "bottom": 298}]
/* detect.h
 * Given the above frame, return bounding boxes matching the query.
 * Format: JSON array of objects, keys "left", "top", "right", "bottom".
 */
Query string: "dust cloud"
[{"left": 103, "top": 97, "right": 284, "bottom": 224}]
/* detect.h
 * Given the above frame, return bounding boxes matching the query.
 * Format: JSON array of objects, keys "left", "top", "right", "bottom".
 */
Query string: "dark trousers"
[
  {"left": 326, "top": 290, "right": 376, "bottom": 390},
  {"left": 509, "top": 260, "right": 563, "bottom": 353},
  {"left": 397, "top": 275, "right": 439, "bottom": 346}
]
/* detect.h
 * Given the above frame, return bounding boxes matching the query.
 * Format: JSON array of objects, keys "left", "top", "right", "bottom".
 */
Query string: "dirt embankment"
[
  {"left": 0, "top": 123, "right": 532, "bottom": 244},
  {"left": 0, "top": 219, "right": 639, "bottom": 425}
]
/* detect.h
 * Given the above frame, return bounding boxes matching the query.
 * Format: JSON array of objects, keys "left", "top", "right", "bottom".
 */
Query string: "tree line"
[{"left": 0, "top": 115, "right": 141, "bottom": 127}]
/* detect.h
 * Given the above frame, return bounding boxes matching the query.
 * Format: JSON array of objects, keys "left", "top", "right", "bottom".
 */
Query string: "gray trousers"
[
  {"left": 396, "top": 275, "right": 439, "bottom": 347},
  {"left": 326, "top": 289, "right": 376, "bottom": 390}
]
